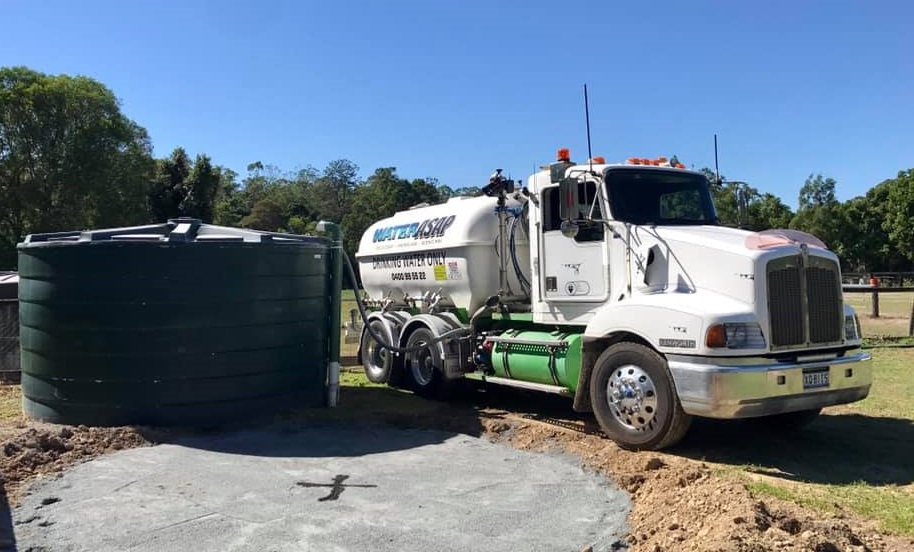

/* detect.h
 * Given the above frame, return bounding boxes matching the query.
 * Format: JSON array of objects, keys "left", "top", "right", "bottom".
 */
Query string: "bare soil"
[
  {"left": 0, "top": 421, "right": 153, "bottom": 503},
  {"left": 1, "top": 385, "right": 911, "bottom": 552}
]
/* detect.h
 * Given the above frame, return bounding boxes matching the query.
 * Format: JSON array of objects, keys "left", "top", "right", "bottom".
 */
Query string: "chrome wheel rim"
[
  {"left": 606, "top": 364, "right": 659, "bottom": 431},
  {"left": 410, "top": 341, "right": 435, "bottom": 387},
  {"left": 365, "top": 338, "right": 388, "bottom": 379}
]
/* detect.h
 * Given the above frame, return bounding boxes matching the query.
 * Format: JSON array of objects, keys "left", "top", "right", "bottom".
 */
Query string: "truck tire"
[
  {"left": 404, "top": 327, "right": 451, "bottom": 400},
  {"left": 361, "top": 320, "right": 393, "bottom": 384},
  {"left": 590, "top": 342, "right": 691, "bottom": 451}
]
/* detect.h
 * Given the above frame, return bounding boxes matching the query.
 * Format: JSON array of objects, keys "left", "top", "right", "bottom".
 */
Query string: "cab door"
[{"left": 539, "top": 180, "right": 609, "bottom": 303}]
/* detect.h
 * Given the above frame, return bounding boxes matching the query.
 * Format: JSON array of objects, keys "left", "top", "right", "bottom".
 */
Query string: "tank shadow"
[
  {"left": 139, "top": 384, "right": 488, "bottom": 458},
  {"left": 0, "top": 487, "right": 16, "bottom": 552},
  {"left": 673, "top": 412, "right": 914, "bottom": 486}
]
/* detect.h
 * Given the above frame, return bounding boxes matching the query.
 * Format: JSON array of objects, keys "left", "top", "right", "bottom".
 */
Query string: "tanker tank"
[{"left": 356, "top": 195, "right": 530, "bottom": 313}]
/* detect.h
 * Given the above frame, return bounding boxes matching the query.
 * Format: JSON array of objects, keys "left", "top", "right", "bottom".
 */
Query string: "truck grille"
[{"left": 767, "top": 254, "right": 843, "bottom": 349}]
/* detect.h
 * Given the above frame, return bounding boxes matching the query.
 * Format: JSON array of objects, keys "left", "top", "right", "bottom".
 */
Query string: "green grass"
[
  {"left": 744, "top": 477, "right": 914, "bottom": 529},
  {"left": 340, "top": 289, "right": 360, "bottom": 360},
  {"left": 744, "top": 479, "right": 914, "bottom": 536},
  {"left": 697, "top": 348, "right": 914, "bottom": 536},
  {"left": 0, "top": 385, "right": 20, "bottom": 422},
  {"left": 846, "top": 291, "right": 914, "bottom": 338},
  {"left": 847, "top": 349, "right": 914, "bottom": 418}
]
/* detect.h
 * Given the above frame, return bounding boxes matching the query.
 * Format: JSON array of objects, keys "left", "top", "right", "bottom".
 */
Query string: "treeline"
[{"left": 1, "top": 66, "right": 912, "bottom": 274}]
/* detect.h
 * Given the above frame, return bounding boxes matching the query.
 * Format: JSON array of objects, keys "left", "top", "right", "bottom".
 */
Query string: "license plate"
[{"left": 803, "top": 370, "right": 830, "bottom": 389}]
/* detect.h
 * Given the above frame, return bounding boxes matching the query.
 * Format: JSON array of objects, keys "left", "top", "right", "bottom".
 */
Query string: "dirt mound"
[
  {"left": 476, "top": 414, "right": 910, "bottom": 552},
  {"left": 1, "top": 425, "right": 151, "bottom": 501}
]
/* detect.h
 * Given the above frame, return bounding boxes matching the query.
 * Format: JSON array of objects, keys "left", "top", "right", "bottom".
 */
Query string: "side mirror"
[
  {"left": 560, "top": 219, "right": 579, "bottom": 239},
  {"left": 558, "top": 177, "right": 577, "bottom": 221}
]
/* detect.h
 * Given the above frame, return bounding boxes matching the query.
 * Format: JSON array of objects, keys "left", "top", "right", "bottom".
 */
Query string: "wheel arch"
[
  {"left": 394, "top": 312, "right": 465, "bottom": 380},
  {"left": 573, "top": 330, "right": 661, "bottom": 413},
  {"left": 359, "top": 310, "right": 411, "bottom": 385}
]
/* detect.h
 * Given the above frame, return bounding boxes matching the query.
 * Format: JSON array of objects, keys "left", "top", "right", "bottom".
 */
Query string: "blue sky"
[{"left": 2, "top": 0, "right": 911, "bottom": 208}]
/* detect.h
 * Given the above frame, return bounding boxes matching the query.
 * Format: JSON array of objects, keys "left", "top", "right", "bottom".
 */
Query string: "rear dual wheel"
[
  {"left": 404, "top": 327, "right": 453, "bottom": 400},
  {"left": 361, "top": 320, "right": 393, "bottom": 384}
]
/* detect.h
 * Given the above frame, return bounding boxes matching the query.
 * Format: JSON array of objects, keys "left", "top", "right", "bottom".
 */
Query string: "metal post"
[
  {"left": 908, "top": 298, "right": 914, "bottom": 337},
  {"left": 317, "top": 220, "right": 342, "bottom": 408},
  {"left": 871, "top": 289, "right": 879, "bottom": 318}
]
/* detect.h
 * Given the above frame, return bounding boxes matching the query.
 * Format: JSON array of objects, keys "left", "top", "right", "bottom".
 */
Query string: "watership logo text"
[{"left": 372, "top": 215, "right": 456, "bottom": 242}]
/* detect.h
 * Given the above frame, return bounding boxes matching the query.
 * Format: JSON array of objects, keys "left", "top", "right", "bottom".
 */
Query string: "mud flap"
[{"left": 443, "top": 336, "right": 471, "bottom": 380}]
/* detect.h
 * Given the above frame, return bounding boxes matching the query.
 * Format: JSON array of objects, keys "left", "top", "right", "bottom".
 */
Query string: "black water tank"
[{"left": 17, "top": 219, "right": 331, "bottom": 426}]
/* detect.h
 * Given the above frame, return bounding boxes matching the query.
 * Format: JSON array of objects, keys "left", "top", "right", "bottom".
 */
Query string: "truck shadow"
[
  {"left": 454, "top": 384, "right": 914, "bottom": 487},
  {"left": 674, "top": 412, "right": 914, "bottom": 486}
]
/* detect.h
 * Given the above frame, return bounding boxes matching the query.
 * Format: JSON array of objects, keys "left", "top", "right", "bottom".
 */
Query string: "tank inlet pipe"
[{"left": 316, "top": 220, "right": 343, "bottom": 407}]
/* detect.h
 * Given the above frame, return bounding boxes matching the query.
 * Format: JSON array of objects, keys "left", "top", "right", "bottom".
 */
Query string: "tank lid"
[{"left": 19, "top": 218, "right": 329, "bottom": 247}]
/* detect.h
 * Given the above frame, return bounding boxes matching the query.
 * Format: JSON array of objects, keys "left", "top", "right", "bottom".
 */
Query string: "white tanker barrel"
[{"left": 356, "top": 195, "right": 530, "bottom": 314}]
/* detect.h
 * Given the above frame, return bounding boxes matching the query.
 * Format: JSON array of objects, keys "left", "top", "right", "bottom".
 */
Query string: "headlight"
[
  {"left": 706, "top": 322, "right": 767, "bottom": 349},
  {"left": 845, "top": 314, "right": 862, "bottom": 341}
]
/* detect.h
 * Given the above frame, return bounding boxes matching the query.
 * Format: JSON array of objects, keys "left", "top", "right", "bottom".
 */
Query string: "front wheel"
[{"left": 590, "top": 342, "right": 692, "bottom": 451}]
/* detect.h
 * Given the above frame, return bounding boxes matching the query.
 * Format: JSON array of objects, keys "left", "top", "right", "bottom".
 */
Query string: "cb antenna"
[
  {"left": 584, "top": 84, "right": 594, "bottom": 174},
  {"left": 713, "top": 133, "right": 721, "bottom": 185}
]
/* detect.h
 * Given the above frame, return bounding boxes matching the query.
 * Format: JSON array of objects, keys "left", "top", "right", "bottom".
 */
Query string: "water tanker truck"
[{"left": 353, "top": 149, "right": 872, "bottom": 450}]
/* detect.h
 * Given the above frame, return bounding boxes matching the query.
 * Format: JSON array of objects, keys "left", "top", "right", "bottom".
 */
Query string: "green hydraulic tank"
[{"left": 490, "top": 330, "right": 583, "bottom": 391}]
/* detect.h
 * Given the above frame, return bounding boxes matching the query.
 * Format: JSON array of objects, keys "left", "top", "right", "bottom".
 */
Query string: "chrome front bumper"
[{"left": 667, "top": 351, "right": 872, "bottom": 419}]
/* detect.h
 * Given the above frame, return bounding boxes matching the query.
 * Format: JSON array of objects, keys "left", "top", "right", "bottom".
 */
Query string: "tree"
[
  {"left": 214, "top": 162, "right": 284, "bottom": 227},
  {"left": 697, "top": 167, "right": 759, "bottom": 227},
  {"left": 304, "top": 159, "right": 360, "bottom": 224},
  {"left": 0, "top": 66, "right": 155, "bottom": 267},
  {"left": 746, "top": 193, "right": 793, "bottom": 231},
  {"left": 882, "top": 169, "right": 914, "bottom": 264},
  {"left": 340, "top": 168, "right": 445, "bottom": 285},
  {"left": 797, "top": 173, "right": 837, "bottom": 211},
  {"left": 148, "top": 147, "right": 225, "bottom": 223},
  {"left": 790, "top": 173, "right": 841, "bottom": 249},
  {"left": 241, "top": 198, "right": 286, "bottom": 231},
  {"left": 832, "top": 191, "right": 904, "bottom": 271},
  {"left": 437, "top": 185, "right": 482, "bottom": 199},
  {"left": 343, "top": 168, "right": 443, "bottom": 251}
]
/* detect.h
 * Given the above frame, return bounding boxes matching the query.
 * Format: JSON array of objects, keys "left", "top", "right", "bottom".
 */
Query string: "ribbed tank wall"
[{"left": 17, "top": 219, "right": 331, "bottom": 426}]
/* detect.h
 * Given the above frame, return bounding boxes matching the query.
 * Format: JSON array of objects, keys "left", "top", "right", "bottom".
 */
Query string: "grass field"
[
  {"left": 0, "top": 385, "right": 19, "bottom": 421},
  {"left": 340, "top": 289, "right": 359, "bottom": 360},
  {"left": 845, "top": 291, "right": 914, "bottom": 338},
  {"left": 709, "top": 347, "right": 914, "bottom": 535}
]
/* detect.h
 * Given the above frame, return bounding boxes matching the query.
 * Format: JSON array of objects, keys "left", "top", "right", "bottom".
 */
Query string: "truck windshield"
[{"left": 604, "top": 168, "right": 717, "bottom": 226}]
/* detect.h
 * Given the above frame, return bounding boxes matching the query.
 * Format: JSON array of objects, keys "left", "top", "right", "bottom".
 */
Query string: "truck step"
[
  {"left": 466, "top": 374, "right": 572, "bottom": 396},
  {"left": 484, "top": 335, "right": 569, "bottom": 348}
]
